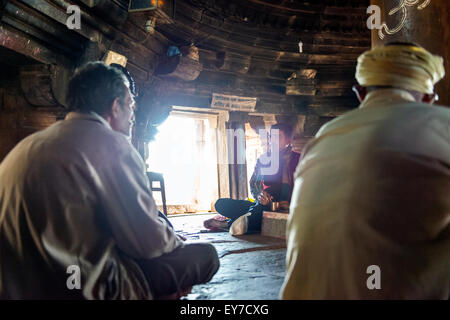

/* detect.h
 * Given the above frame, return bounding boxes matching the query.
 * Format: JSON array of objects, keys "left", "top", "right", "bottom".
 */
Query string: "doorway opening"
[{"left": 147, "top": 111, "right": 220, "bottom": 214}]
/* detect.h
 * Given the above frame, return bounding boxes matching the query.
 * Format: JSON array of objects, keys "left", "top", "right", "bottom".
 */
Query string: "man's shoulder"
[
  {"left": 25, "top": 117, "right": 136, "bottom": 165},
  {"left": 314, "top": 102, "right": 449, "bottom": 163},
  {"left": 388, "top": 102, "right": 450, "bottom": 119},
  {"left": 317, "top": 102, "right": 449, "bottom": 136},
  {"left": 63, "top": 116, "right": 131, "bottom": 149}
]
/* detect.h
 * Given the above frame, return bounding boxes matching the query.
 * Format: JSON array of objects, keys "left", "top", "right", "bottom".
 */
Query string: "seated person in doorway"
[
  {"left": 204, "top": 123, "right": 301, "bottom": 235},
  {"left": 281, "top": 43, "right": 450, "bottom": 299},
  {"left": 0, "top": 62, "right": 219, "bottom": 300}
]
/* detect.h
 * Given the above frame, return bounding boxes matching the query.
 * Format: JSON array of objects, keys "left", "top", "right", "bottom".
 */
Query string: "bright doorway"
[{"left": 147, "top": 111, "right": 220, "bottom": 214}]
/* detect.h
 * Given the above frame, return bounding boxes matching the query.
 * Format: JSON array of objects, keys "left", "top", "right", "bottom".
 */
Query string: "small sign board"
[
  {"left": 211, "top": 93, "right": 257, "bottom": 112},
  {"left": 103, "top": 51, "right": 127, "bottom": 67}
]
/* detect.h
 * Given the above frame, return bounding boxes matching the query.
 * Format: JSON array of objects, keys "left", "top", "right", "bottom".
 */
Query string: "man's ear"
[
  {"left": 352, "top": 84, "right": 367, "bottom": 103},
  {"left": 110, "top": 98, "right": 122, "bottom": 117}
]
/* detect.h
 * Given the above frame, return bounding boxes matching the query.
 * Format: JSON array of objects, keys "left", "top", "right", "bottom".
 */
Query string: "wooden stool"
[{"left": 147, "top": 172, "right": 168, "bottom": 216}]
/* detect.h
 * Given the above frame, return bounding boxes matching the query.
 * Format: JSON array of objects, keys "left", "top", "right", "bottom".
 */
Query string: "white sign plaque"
[{"left": 211, "top": 94, "right": 257, "bottom": 112}]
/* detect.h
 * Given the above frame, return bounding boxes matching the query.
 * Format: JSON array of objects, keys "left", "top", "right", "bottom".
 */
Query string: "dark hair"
[
  {"left": 271, "top": 123, "right": 294, "bottom": 139},
  {"left": 66, "top": 62, "right": 129, "bottom": 115},
  {"left": 110, "top": 63, "right": 136, "bottom": 97}
]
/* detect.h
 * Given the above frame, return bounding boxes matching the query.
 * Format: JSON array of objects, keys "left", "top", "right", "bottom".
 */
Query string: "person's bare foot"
[{"left": 204, "top": 218, "right": 229, "bottom": 230}]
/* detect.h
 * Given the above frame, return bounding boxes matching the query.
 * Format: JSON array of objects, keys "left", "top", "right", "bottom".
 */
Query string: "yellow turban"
[{"left": 356, "top": 45, "right": 445, "bottom": 94}]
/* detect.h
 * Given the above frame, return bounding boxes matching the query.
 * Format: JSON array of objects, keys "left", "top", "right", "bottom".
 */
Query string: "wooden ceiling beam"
[
  {"left": 0, "top": 24, "right": 70, "bottom": 66},
  {"left": 173, "top": 7, "right": 369, "bottom": 40},
  {"left": 170, "top": 1, "right": 371, "bottom": 42}
]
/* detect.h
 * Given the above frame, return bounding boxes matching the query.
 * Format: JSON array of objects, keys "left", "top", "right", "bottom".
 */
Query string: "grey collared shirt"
[{"left": 0, "top": 112, "right": 182, "bottom": 299}]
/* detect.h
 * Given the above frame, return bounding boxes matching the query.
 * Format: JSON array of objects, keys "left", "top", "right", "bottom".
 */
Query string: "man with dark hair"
[
  {"left": 204, "top": 123, "right": 301, "bottom": 235},
  {"left": 282, "top": 44, "right": 450, "bottom": 299},
  {"left": 0, "top": 61, "right": 219, "bottom": 299}
]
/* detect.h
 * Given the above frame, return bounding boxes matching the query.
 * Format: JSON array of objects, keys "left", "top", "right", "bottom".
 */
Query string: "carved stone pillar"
[{"left": 371, "top": 0, "right": 450, "bottom": 106}]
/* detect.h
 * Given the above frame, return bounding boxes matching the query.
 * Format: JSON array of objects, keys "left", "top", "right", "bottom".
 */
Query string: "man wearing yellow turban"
[{"left": 281, "top": 43, "right": 450, "bottom": 299}]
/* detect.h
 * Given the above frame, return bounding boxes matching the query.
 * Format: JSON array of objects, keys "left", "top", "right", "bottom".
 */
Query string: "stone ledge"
[{"left": 261, "top": 211, "right": 289, "bottom": 239}]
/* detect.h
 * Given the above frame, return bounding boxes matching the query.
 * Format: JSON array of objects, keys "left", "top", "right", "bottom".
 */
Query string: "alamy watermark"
[
  {"left": 366, "top": 265, "right": 381, "bottom": 290},
  {"left": 158, "top": 128, "right": 282, "bottom": 175},
  {"left": 66, "top": 265, "right": 81, "bottom": 290},
  {"left": 66, "top": 5, "right": 81, "bottom": 30},
  {"left": 366, "top": 1, "right": 432, "bottom": 39},
  {"left": 227, "top": 128, "right": 280, "bottom": 175}
]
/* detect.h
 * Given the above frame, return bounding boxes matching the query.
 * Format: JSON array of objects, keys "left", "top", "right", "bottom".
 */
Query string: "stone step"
[{"left": 261, "top": 211, "right": 289, "bottom": 239}]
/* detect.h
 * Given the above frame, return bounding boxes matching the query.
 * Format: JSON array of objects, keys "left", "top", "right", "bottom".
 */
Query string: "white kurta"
[
  {"left": 0, "top": 112, "right": 182, "bottom": 299},
  {"left": 281, "top": 89, "right": 450, "bottom": 299}
]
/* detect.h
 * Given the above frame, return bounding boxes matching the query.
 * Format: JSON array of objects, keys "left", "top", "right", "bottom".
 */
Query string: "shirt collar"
[
  {"left": 359, "top": 88, "right": 417, "bottom": 109},
  {"left": 65, "top": 111, "right": 112, "bottom": 130}
]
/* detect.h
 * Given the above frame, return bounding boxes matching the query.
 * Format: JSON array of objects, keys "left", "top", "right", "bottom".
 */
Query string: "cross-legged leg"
[
  {"left": 246, "top": 203, "right": 269, "bottom": 233},
  {"left": 214, "top": 198, "right": 253, "bottom": 223},
  {"left": 138, "top": 243, "right": 219, "bottom": 299}
]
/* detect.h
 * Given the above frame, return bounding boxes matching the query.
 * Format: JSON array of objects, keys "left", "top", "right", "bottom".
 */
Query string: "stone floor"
[{"left": 168, "top": 213, "right": 287, "bottom": 300}]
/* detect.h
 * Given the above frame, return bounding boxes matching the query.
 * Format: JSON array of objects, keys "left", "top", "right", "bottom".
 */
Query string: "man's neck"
[{"left": 360, "top": 88, "right": 417, "bottom": 109}]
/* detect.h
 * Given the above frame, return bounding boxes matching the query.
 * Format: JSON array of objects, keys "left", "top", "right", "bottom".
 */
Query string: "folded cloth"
[{"left": 229, "top": 213, "right": 251, "bottom": 236}]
